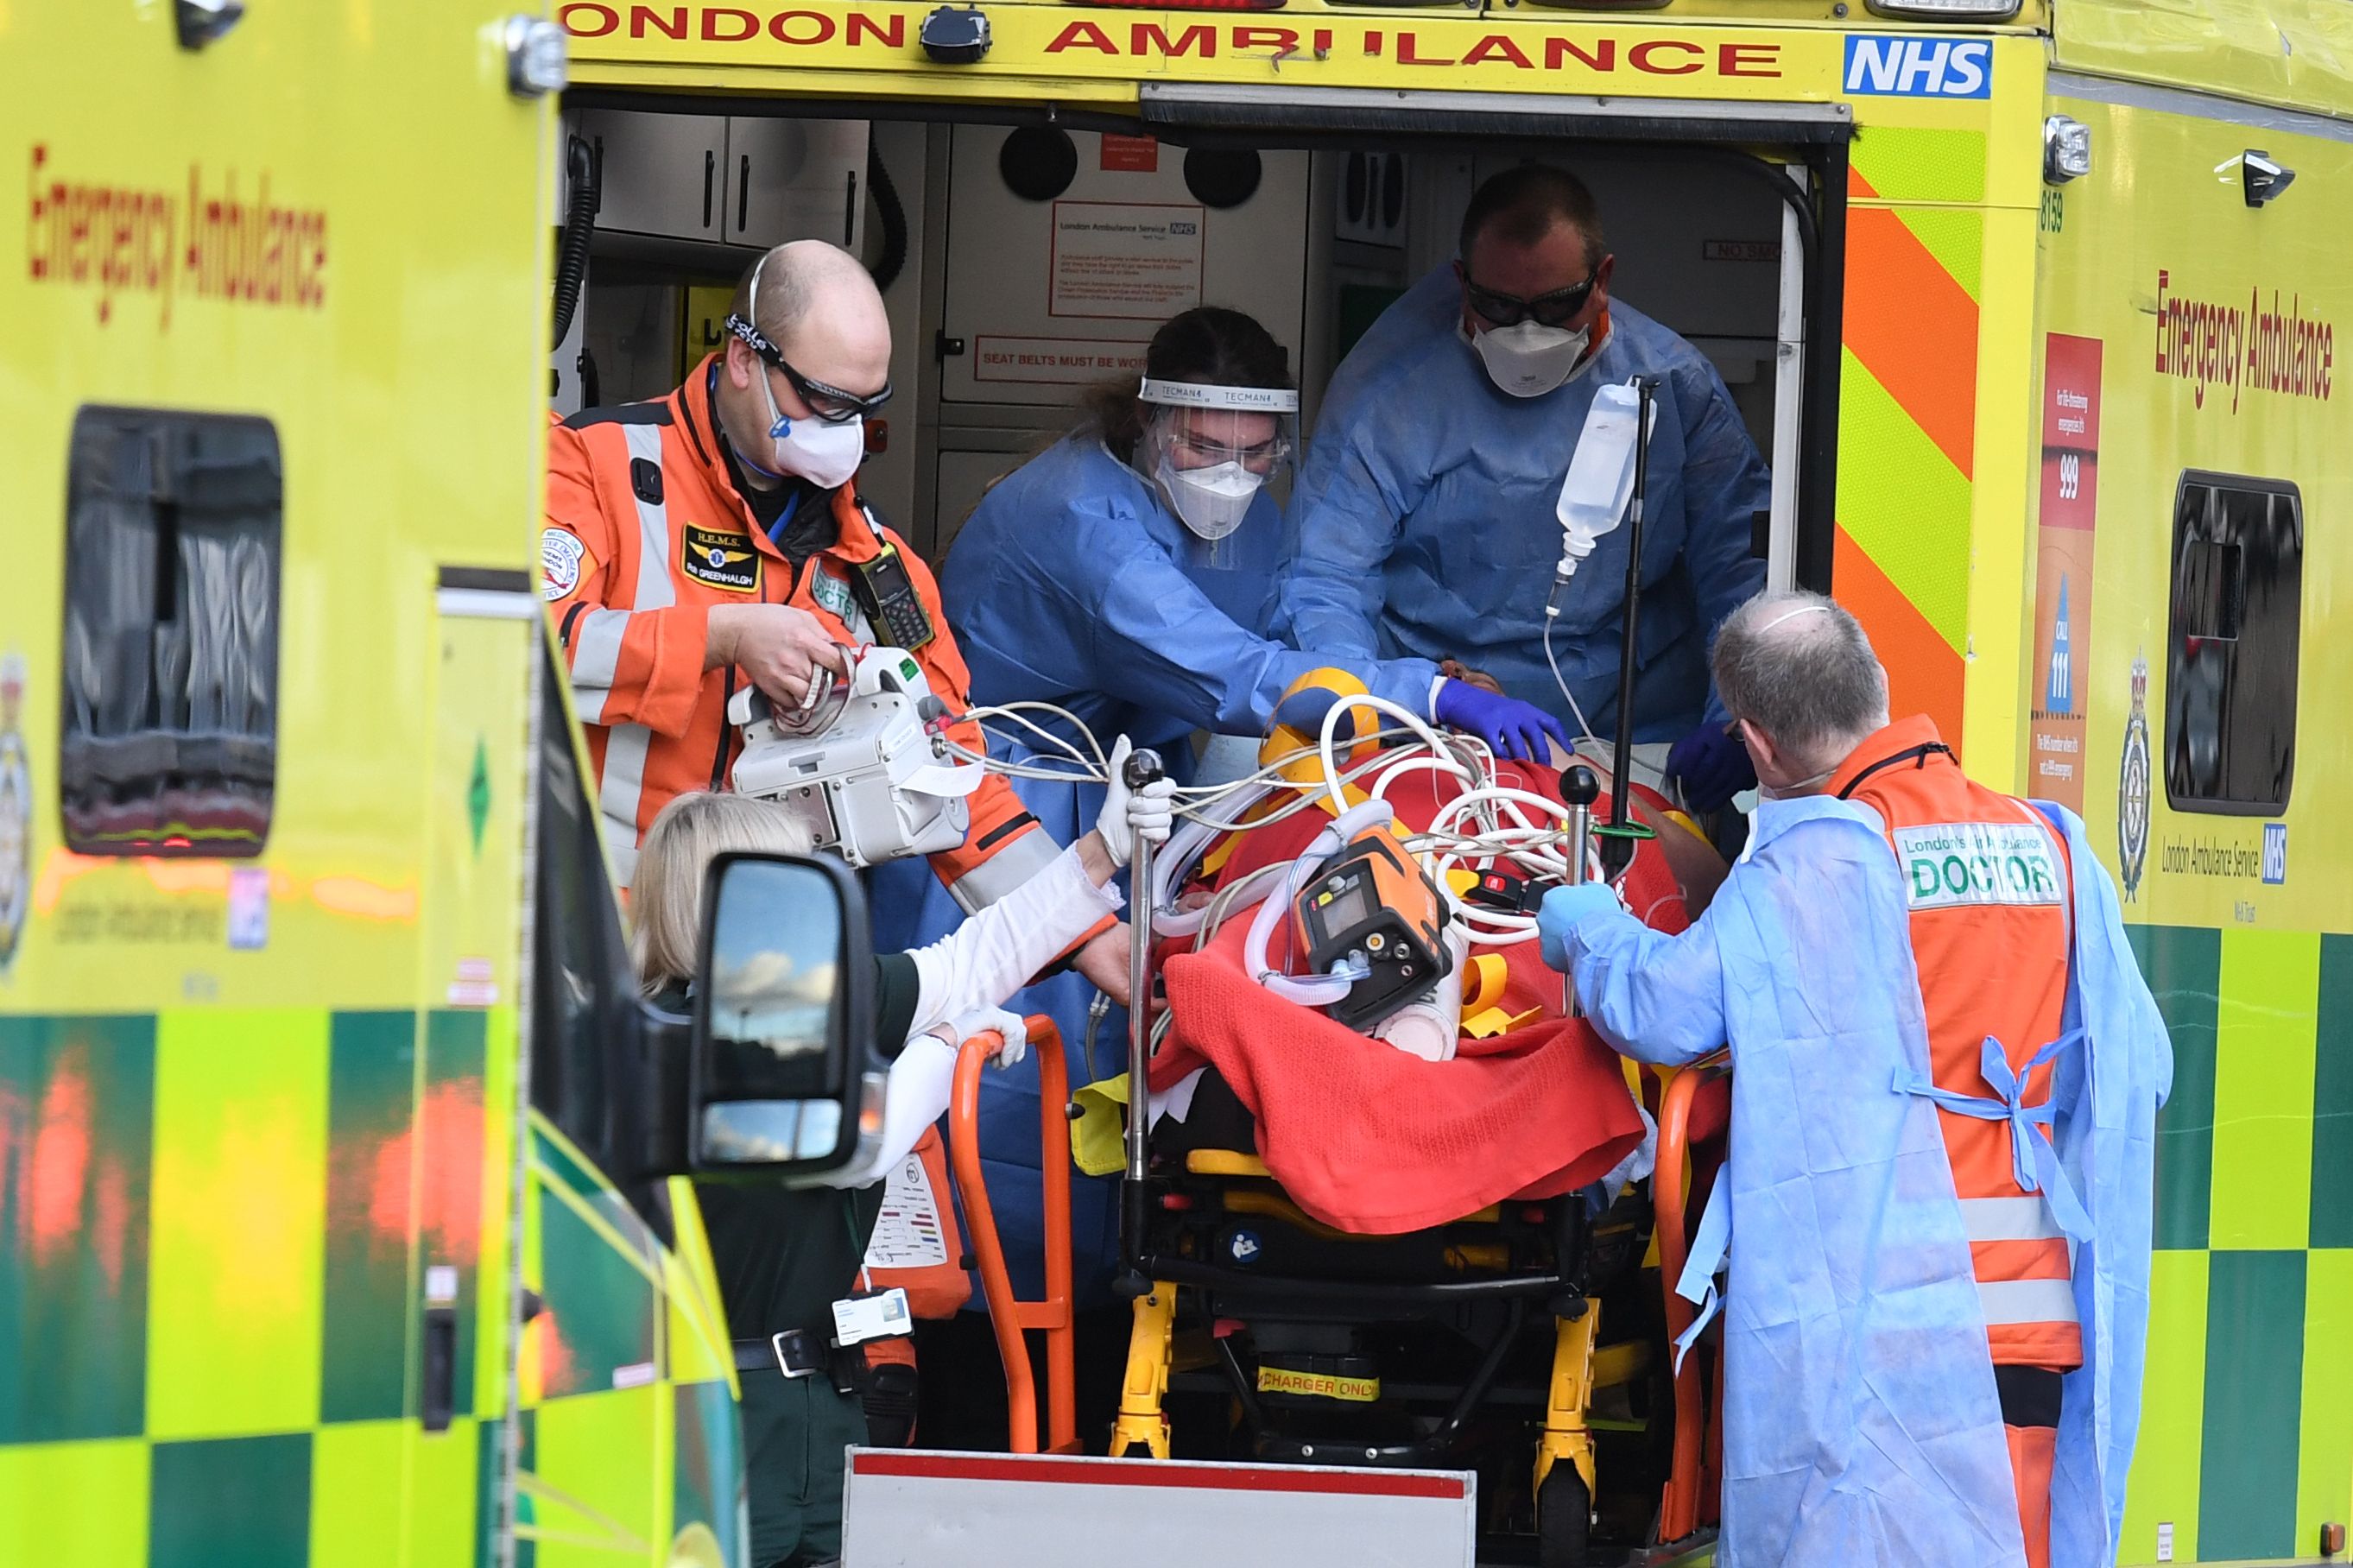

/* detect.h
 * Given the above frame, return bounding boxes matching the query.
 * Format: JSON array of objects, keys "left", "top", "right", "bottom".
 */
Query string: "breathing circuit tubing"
[{"left": 930, "top": 689, "right": 1623, "bottom": 967}]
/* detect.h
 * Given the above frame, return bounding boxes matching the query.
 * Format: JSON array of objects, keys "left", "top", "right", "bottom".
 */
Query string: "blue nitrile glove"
[
  {"left": 1271, "top": 684, "right": 1344, "bottom": 737},
  {"left": 1537, "top": 882, "right": 1621, "bottom": 972},
  {"left": 1666, "top": 721, "right": 1756, "bottom": 812},
  {"left": 1433, "top": 680, "right": 1569, "bottom": 763}
]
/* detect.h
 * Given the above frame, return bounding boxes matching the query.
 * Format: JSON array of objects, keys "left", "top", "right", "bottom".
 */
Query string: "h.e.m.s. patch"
[{"left": 680, "top": 524, "right": 761, "bottom": 593}]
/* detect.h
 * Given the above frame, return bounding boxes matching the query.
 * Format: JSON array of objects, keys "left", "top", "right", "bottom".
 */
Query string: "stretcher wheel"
[{"left": 1538, "top": 1466, "right": 1591, "bottom": 1568}]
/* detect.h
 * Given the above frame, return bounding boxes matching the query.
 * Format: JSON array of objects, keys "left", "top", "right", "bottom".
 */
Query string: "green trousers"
[{"left": 741, "top": 1369, "right": 869, "bottom": 1568}]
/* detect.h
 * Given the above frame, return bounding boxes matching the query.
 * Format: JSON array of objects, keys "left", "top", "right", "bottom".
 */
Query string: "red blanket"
[{"left": 1151, "top": 762, "right": 1681, "bottom": 1235}]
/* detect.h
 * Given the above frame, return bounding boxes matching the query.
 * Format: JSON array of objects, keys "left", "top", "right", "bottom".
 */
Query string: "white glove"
[
  {"left": 1097, "top": 735, "right": 1176, "bottom": 868},
  {"left": 930, "top": 1004, "right": 1030, "bottom": 1070}
]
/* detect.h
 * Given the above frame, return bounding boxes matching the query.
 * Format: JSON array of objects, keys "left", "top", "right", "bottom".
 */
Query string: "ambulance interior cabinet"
[{"left": 577, "top": 110, "right": 868, "bottom": 252}]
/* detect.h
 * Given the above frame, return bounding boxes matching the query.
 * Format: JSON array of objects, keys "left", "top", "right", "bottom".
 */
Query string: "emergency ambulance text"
[
  {"left": 22, "top": 145, "right": 328, "bottom": 329},
  {"left": 2154, "top": 269, "right": 2334, "bottom": 413}
]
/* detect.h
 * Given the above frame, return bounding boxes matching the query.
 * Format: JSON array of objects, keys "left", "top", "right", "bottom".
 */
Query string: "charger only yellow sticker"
[{"left": 1258, "top": 1366, "right": 1381, "bottom": 1403}]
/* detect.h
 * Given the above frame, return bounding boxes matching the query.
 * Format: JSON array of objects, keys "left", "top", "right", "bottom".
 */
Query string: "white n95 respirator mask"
[
  {"left": 1472, "top": 319, "right": 1594, "bottom": 400},
  {"left": 751, "top": 368, "right": 865, "bottom": 489},
  {"left": 1154, "top": 456, "right": 1264, "bottom": 542}
]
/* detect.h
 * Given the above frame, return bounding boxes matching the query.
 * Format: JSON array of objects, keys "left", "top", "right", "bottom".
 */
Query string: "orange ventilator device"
[{"left": 1291, "top": 820, "right": 1453, "bottom": 1030}]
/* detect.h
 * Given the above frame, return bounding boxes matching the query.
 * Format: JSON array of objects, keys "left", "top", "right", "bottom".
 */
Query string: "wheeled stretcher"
[{"left": 937, "top": 680, "right": 1739, "bottom": 1565}]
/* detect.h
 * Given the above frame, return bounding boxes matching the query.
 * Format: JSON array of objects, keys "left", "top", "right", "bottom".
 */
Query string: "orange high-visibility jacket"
[
  {"left": 1829, "top": 715, "right": 2083, "bottom": 1373},
  {"left": 543, "top": 355, "right": 1059, "bottom": 906}
]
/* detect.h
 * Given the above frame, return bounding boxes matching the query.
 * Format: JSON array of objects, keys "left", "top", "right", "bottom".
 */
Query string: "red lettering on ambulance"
[
  {"left": 769, "top": 9, "right": 834, "bottom": 44},
  {"left": 558, "top": 2, "right": 619, "bottom": 36},
  {"left": 702, "top": 6, "right": 759, "bottom": 41},
  {"left": 1629, "top": 39, "right": 1703, "bottom": 74},
  {"left": 1397, "top": 32, "right": 1452, "bottom": 65},
  {"left": 1719, "top": 41, "right": 1780, "bottom": 76},
  {"left": 1545, "top": 36, "right": 1613, "bottom": 72},
  {"left": 1462, "top": 34, "right": 1534, "bottom": 69},
  {"left": 1047, "top": 19, "right": 1119, "bottom": 54},
  {"left": 1363, "top": 30, "right": 1383, "bottom": 55},
  {"left": 848, "top": 12, "right": 903, "bottom": 47},
  {"left": 629, "top": 5, "right": 686, "bottom": 39},
  {"left": 1133, "top": 22, "right": 1215, "bottom": 56},
  {"left": 1234, "top": 27, "right": 1298, "bottom": 54}
]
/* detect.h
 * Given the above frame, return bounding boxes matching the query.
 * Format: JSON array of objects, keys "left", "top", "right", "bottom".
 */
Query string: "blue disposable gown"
[
  {"left": 1553, "top": 796, "right": 2169, "bottom": 1567},
  {"left": 1280, "top": 267, "right": 1770, "bottom": 740},
  {"left": 870, "top": 434, "right": 1439, "bottom": 1304}
]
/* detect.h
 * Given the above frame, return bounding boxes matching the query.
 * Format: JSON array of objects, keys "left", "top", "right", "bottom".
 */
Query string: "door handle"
[
  {"left": 702, "top": 149, "right": 715, "bottom": 228},
  {"left": 738, "top": 153, "right": 750, "bottom": 233},
  {"left": 421, "top": 1305, "right": 457, "bottom": 1432},
  {"left": 844, "top": 168, "right": 858, "bottom": 246}
]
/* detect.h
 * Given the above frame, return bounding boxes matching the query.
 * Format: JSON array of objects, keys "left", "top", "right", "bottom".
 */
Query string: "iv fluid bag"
[{"left": 1556, "top": 381, "right": 1654, "bottom": 572}]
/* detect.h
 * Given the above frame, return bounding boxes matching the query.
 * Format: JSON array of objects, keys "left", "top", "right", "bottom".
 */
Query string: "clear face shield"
[{"left": 1135, "top": 378, "right": 1299, "bottom": 555}]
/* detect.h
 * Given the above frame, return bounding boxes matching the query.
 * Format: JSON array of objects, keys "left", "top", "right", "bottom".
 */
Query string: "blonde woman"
[{"left": 632, "top": 744, "right": 1170, "bottom": 1568}]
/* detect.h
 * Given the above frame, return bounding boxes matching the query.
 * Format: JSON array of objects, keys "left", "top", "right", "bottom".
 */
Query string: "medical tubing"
[
  {"left": 1319, "top": 693, "right": 1458, "bottom": 806},
  {"left": 1243, "top": 800, "right": 1393, "bottom": 1006},
  {"left": 1542, "top": 589, "right": 1604, "bottom": 749},
  {"left": 550, "top": 135, "right": 600, "bottom": 348},
  {"left": 1188, "top": 863, "right": 1287, "bottom": 948}
]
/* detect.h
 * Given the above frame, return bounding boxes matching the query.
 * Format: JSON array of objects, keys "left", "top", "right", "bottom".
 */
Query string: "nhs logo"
[
  {"left": 2261, "top": 823, "right": 2287, "bottom": 885},
  {"left": 1843, "top": 35, "right": 1994, "bottom": 98}
]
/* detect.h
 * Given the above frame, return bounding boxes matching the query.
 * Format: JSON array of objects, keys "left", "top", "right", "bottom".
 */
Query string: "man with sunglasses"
[
  {"left": 542, "top": 243, "right": 1122, "bottom": 994},
  {"left": 1282, "top": 164, "right": 1772, "bottom": 812}
]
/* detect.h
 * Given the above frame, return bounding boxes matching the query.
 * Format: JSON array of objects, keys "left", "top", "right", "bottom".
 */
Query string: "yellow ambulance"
[
  {"left": 7, "top": 0, "right": 2350, "bottom": 1565},
  {"left": 5, "top": 6, "right": 889, "bottom": 1566},
  {"left": 553, "top": 2, "right": 2350, "bottom": 1562}
]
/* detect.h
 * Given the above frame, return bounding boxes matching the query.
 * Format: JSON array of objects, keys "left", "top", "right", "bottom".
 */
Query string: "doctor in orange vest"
[
  {"left": 1540, "top": 591, "right": 2167, "bottom": 1567},
  {"left": 544, "top": 239, "right": 1129, "bottom": 996}
]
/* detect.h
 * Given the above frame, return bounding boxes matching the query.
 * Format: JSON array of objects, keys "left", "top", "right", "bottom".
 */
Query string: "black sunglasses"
[
  {"left": 724, "top": 313, "right": 895, "bottom": 424},
  {"left": 1462, "top": 269, "right": 1602, "bottom": 330}
]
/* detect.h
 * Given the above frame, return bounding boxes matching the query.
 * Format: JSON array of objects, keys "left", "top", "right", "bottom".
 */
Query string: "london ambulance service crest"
[
  {"left": 0, "top": 654, "right": 30, "bottom": 975},
  {"left": 2116, "top": 651, "right": 2152, "bottom": 901}
]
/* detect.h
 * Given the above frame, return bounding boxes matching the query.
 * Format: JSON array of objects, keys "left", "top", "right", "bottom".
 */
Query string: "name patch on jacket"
[
  {"left": 680, "top": 524, "right": 760, "bottom": 593},
  {"left": 1893, "top": 822, "right": 2063, "bottom": 910},
  {"left": 809, "top": 565, "right": 857, "bottom": 623}
]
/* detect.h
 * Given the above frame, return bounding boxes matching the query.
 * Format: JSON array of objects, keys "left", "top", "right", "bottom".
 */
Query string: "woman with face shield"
[{"left": 861, "top": 307, "right": 1562, "bottom": 1326}]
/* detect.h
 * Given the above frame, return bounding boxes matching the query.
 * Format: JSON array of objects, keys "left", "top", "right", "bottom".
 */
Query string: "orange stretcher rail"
[
  {"left": 1654, "top": 1053, "right": 1729, "bottom": 1546},
  {"left": 949, "top": 1016, "right": 1078, "bottom": 1456}
]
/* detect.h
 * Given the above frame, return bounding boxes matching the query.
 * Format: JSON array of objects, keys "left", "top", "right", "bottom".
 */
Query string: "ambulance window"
[
  {"left": 2162, "top": 472, "right": 2301, "bottom": 815},
  {"left": 60, "top": 408, "right": 281, "bottom": 857},
  {"left": 531, "top": 640, "right": 637, "bottom": 1172}
]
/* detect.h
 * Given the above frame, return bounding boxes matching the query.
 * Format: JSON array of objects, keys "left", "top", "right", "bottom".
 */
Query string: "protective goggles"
[
  {"left": 1138, "top": 378, "right": 1299, "bottom": 470},
  {"left": 724, "top": 312, "right": 895, "bottom": 425},
  {"left": 1462, "top": 269, "right": 1603, "bottom": 330}
]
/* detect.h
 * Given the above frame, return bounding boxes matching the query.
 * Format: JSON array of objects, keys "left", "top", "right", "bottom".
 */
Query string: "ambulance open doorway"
[{"left": 560, "top": 85, "right": 1850, "bottom": 593}]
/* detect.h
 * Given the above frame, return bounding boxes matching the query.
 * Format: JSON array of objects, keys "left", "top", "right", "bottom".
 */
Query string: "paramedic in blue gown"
[
  {"left": 867, "top": 306, "right": 1563, "bottom": 1309},
  {"left": 1537, "top": 592, "right": 2170, "bottom": 1568},
  {"left": 1281, "top": 162, "right": 1773, "bottom": 811}
]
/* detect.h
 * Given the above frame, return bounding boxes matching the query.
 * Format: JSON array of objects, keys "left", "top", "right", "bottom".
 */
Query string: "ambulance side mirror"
[{"left": 687, "top": 851, "right": 881, "bottom": 1181}]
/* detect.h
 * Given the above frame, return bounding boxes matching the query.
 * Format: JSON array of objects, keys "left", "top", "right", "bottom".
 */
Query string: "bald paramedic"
[
  {"left": 1280, "top": 164, "right": 1769, "bottom": 809},
  {"left": 1538, "top": 591, "right": 2169, "bottom": 1568},
  {"left": 543, "top": 240, "right": 1128, "bottom": 993}
]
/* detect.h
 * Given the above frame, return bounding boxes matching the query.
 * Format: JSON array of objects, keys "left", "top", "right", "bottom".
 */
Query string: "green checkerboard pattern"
[
  {"left": 1, "top": 1007, "right": 744, "bottom": 1568},
  {"left": 0, "top": 1010, "right": 505, "bottom": 1565},
  {"left": 2119, "top": 928, "right": 2353, "bottom": 1565}
]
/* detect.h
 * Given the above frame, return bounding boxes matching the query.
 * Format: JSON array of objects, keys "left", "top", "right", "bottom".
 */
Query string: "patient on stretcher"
[{"left": 1122, "top": 674, "right": 1729, "bottom": 1236}]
